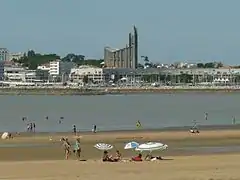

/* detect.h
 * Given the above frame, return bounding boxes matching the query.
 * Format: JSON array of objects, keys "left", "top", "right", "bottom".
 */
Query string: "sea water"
[{"left": 0, "top": 93, "right": 240, "bottom": 132}]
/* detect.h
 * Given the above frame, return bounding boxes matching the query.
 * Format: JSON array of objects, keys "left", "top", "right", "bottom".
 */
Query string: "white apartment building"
[
  {"left": 37, "top": 63, "right": 50, "bottom": 71},
  {"left": 0, "top": 48, "right": 9, "bottom": 61},
  {"left": 49, "top": 60, "right": 75, "bottom": 76},
  {"left": 69, "top": 65, "right": 104, "bottom": 83},
  {"left": 4, "top": 66, "right": 26, "bottom": 81},
  {"left": 9, "top": 52, "right": 24, "bottom": 61}
]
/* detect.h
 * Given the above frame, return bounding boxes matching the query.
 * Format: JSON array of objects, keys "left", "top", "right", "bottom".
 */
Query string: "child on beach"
[
  {"left": 62, "top": 138, "right": 71, "bottom": 160},
  {"left": 73, "top": 138, "right": 81, "bottom": 161}
]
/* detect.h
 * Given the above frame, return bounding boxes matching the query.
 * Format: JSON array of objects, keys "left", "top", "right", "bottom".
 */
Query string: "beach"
[{"left": 1, "top": 129, "right": 240, "bottom": 179}]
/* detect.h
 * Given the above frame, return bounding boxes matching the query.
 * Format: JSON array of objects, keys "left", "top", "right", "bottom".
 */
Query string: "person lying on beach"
[
  {"left": 145, "top": 154, "right": 162, "bottom": 161},
  {"left": 113, "top": 150, "right": 122, "bottom": 162},
  {"left": 131, "top": 153, "right": 143, "bottom": 161},
  {"left": 102, "top": 150, "right": 116, "bottom": 162}
]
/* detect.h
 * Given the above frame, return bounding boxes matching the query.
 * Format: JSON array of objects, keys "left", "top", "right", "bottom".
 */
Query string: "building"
[
  {"left": 69, "top": 65, "right": 104, "bottom": 83},
  {"left": 49, "top": 60, "right": 75, "bottom": 76},
  {"left": 4, "top": 66, "right": 26, "bottom": 81},
  {"left": 9, "top": 52, "right": 24, "bottom": 61},
  {"left": 104, "top": 26, "right": 138, "bottom": 69},
  {"left": 37, "top": 63, "right": 50, "bottom": 71},
  {"left": 0, "top": 61, "right": 4, "bottom": 80},
  {"left": 0, "top": 48, "right": 9, "bottom": 61},
  {"left": 25, "top": 69, "right": 49, "bottom": 82}
]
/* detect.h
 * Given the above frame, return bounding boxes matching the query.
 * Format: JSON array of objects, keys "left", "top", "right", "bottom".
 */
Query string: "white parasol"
[
  {"left": 94, "top": 143, "right": 113, "bottom": 150},
  {"left": 1, "top": 132, "right": 9, "bottom": 140},
  {"left": 135, "top": 142, "right": 168, "bottom": 152}
]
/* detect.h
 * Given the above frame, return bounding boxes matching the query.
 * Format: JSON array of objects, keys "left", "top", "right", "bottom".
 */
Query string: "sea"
[{"left": 0, "top": 93, "right": 240, "bottom": 132}]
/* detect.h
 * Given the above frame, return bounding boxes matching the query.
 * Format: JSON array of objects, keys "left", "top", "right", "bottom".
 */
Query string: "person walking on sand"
[
  {"left": 62, "top": 138, "right": 71, "bottom": 160},
  {"left": 73, "top": 138, "right": 81, "bottom": 161}
]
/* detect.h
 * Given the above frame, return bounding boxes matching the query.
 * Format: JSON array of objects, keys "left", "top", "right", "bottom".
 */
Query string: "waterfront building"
[
  {"left": 104, "top": 26, "right": 138, "bottom": 69},
  {"left": 0, "top": 48, "right": 9, "bottom": 61},
  {"left": 103, "top": 67, "right": 240, "bottom": 84},
  {"left": 25, "top": 69, "right": 49, "bottom": 82},
  {"left": 9, "top": 52, "right": 24, "bottom": 61},
  {"left": 69, "top": 65, "right": 104, "bottom": 83},
  {"left": 49, "top": 60, "right": 75, "bottom": 76},
  {"left": 37, "top": 63, "right": 50, "bottom": 71},
  {"left": 0, "top": 61, "right": 4, "bottom": 80},
  {"left": 4, "top": 66, "right": 26, "bottom": 81}
]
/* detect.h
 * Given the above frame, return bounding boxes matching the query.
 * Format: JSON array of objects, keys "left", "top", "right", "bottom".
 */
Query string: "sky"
[{"left": 1, "top": 0, "right": 240, "bottom": 64}]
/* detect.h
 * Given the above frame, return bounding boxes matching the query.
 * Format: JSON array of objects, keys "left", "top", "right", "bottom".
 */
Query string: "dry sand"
[
  {"left": 1, "top": 154, "right": 240, "bottom": 180},
  {"left": 1, "top": 130, "right": 240, "bottom": 179}
]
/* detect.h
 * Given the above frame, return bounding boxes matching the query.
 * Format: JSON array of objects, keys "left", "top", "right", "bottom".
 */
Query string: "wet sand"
[{"left": 1, "top": 130, "right": 240, "bottom": 179}]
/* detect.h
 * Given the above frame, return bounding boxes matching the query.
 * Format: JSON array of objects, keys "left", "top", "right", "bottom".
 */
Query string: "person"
[
  {"left": 131, "top": 153, "right": 142, "bottom": 161},
  {"left": 102, "top": 150, "right": 114, "bottom": 162},
  {"left": 136, "top": 120, "right": 142, "bottom": 129},
  {"left": 27, "top": 123, "right": 30, "bottom": 132},
  {"left": 113, "top": 150, "right": 122, "bottom": 162},
  {"left": 145, "top": 154, "right": 162, "bottom": 161},
  {"left": 62, "top": 138, "right": 71, "bottom": 160},
  {"left": 232, "top": 116, "right": 236, "bottom": 125},
  {"left": 205, "top": 112, "right": 208, "bottom": 120},
  {"left": 33, "top": 123, "right": 36, "bottom": 133},
  {"left": 92, "top": 124, "right": 97, "bottom": 133},
  {"left": 190, "top": 120, "right": 199, "bottom": 133},
  {"left": 30, "top": 123, "right": 33, "bottom": 132},
  {"left": 73, "top": 137, "right": 81, "bottom": 160},
  {"left": 73, "top": 125, "right": 77, "bottom": 136}
]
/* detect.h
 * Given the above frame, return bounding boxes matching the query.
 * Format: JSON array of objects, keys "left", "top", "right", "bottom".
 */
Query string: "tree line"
[{"left": 12, "top": 50, "right": 104, "bottom": 70}]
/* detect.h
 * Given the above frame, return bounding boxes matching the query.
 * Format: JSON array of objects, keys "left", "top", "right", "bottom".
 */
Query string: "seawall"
[{"left": 0, "top": 87, "right": 240, "bottom": 95}]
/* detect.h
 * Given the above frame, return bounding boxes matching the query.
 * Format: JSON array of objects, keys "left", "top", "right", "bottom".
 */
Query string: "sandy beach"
[{"left": 1, "top": 129, "right": 240, "bottom": 179}]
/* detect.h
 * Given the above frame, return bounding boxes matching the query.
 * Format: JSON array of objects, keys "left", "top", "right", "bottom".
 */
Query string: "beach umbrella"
[
  {"left": 135, "top": 142, "right": 168, "bottom": 152},
  {"left": 94, "top": 143, "right": 113, "bottom": 151},
  {"left": 124, "top": 141, "right": 139, "bottom": 150},
  {"left": 1, "top": 132, "right": 9, "bottom": 139}
]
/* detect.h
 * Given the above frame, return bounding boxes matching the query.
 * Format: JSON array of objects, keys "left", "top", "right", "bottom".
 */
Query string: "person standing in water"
[
  {"left": 136, "top": 120, "right": 142, "bottom": 129},
  {"left": 205, "top": 112, "right": 208, "bottom": 120},
  {"left": 33, "top": 123, "right": 36, "bottom": 133},
  {"left": 92, "top": 124, "right": 97, "bottom": 133},
  {"left": 232, "top": 116, "right": 236, "bottom": 125},
  {"left": 73, "top": 125, "right": 77, "bottom": 136}
]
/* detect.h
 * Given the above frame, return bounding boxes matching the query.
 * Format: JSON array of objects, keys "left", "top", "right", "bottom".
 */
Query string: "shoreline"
[
  {"left": 1, "top": 87, "right": 240, "bottom": 95},
  {"left": 3, "top": 124, "right": 240, "bottom": 134}
]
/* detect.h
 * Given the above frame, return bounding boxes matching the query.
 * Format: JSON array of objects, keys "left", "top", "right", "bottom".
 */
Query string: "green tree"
[
  {"left": 82, "top": 59, "right": 104, "bottom": 67},
  {"left": 16, "top": 50, "right": 60, "bottom": 69},
  {"left": 61, "top": 54, "right": 103, "bottom": 67},
  {"left": 197, "top": 63, "right": 204, "bottom": 68},
  {"left": 61, "top": 53, "right": 85, "bottom": 64},
  {"left": 204, "top": 62, "right": 215, "bottom": 68}
]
